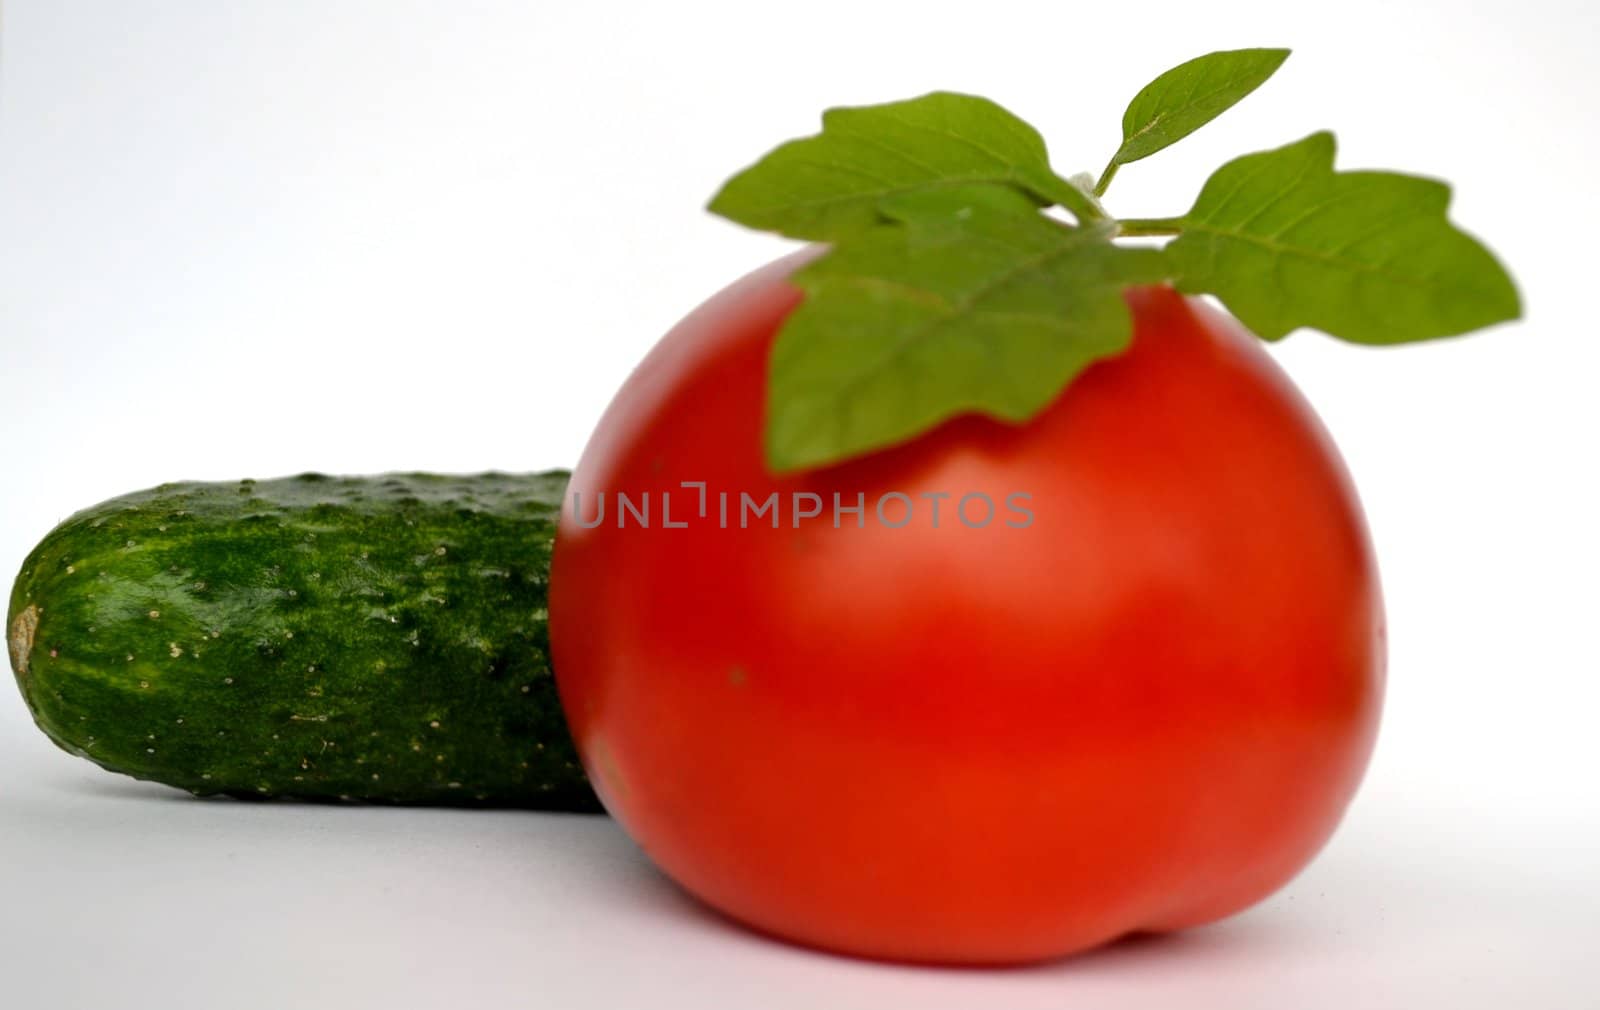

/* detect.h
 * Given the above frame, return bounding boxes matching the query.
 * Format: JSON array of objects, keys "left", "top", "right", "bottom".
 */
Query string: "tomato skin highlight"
[{"left": 549, "top": 253, "right": 1384, "bottom": 965}]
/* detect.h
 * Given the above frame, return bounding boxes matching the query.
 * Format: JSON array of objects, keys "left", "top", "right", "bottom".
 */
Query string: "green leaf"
[
  {"left": 764, "top": 186, "right": 1167, "bottom": 473},
  {"left": 1166, "top": 132, "right": 1521, "bottom": 343},
  {"left": 708, "top": 92, "right": 1087, "bottom": 241},
  {"left": 1112, "top": 48, "right": 1290, "bottom": 167}
]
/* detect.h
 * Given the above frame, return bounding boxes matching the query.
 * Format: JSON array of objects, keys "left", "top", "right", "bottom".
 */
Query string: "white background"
[{"left": 1, "top": 1, "right": 1596, "bottom": 1006}]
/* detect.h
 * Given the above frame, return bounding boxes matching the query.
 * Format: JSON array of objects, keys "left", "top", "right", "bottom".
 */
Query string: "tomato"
[{"left": 549, "top": 252, "right": 1384, "bottom": 965}]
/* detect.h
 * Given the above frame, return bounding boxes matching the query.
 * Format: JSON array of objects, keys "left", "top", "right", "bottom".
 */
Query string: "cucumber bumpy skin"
[{"left": 6, "top": 471, "right": 599, "bottom": 811}]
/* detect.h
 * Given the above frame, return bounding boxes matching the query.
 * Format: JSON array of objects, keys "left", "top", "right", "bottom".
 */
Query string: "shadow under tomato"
[{"left": 602, "top": 845, "right": 1293, "bottom": 976}]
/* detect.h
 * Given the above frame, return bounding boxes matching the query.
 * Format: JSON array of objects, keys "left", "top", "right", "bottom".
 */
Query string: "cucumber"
[{"left": 6, "top": 471, "right": 599, "bottom": 811}]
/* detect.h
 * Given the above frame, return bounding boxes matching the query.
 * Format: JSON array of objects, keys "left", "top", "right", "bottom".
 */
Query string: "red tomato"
[{"left": 549, "top": 252, "right": 1383, "bottom": 965}]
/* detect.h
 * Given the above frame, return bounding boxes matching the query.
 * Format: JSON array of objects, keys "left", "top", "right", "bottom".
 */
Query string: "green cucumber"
[{"left": 6, "top": 471, "right": 599, "bottom": 811}]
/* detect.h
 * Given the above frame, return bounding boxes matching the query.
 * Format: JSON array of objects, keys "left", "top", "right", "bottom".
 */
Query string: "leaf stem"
[
  {"left": 1093, "top": 161, "right": 1118, "bottom": 197},
  {"left": 1116, "top": 217, "right": 1184, "bottom": 237},
  {"left": 1046, "top": 176, "right": 1107, "bottom": 225}
]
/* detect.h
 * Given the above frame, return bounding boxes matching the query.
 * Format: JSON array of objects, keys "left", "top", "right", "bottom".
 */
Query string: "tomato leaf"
[
  {"left": 1111, "top": 48, "right": 1290, "bottom": 167},
  {"left": 708, "top": 92, "right": 1089, "bottom": 241},
  {"left": 706, "top": 59, "right": 1524, "bottom": 475},
  {"left": 765, "top": 186, "right": 1166, "bottom": 473},
  {"left": 1166, "top": 132, "right": 1522, "bottom": 343}
]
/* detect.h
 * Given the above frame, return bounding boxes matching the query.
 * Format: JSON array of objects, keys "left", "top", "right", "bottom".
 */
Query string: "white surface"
[
  {"left": 1, "top": 1, "right": 1597, "bottom": 1006},
  {"left": 1, "top": 735, "right": 1594, "bottom": 1009}
]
